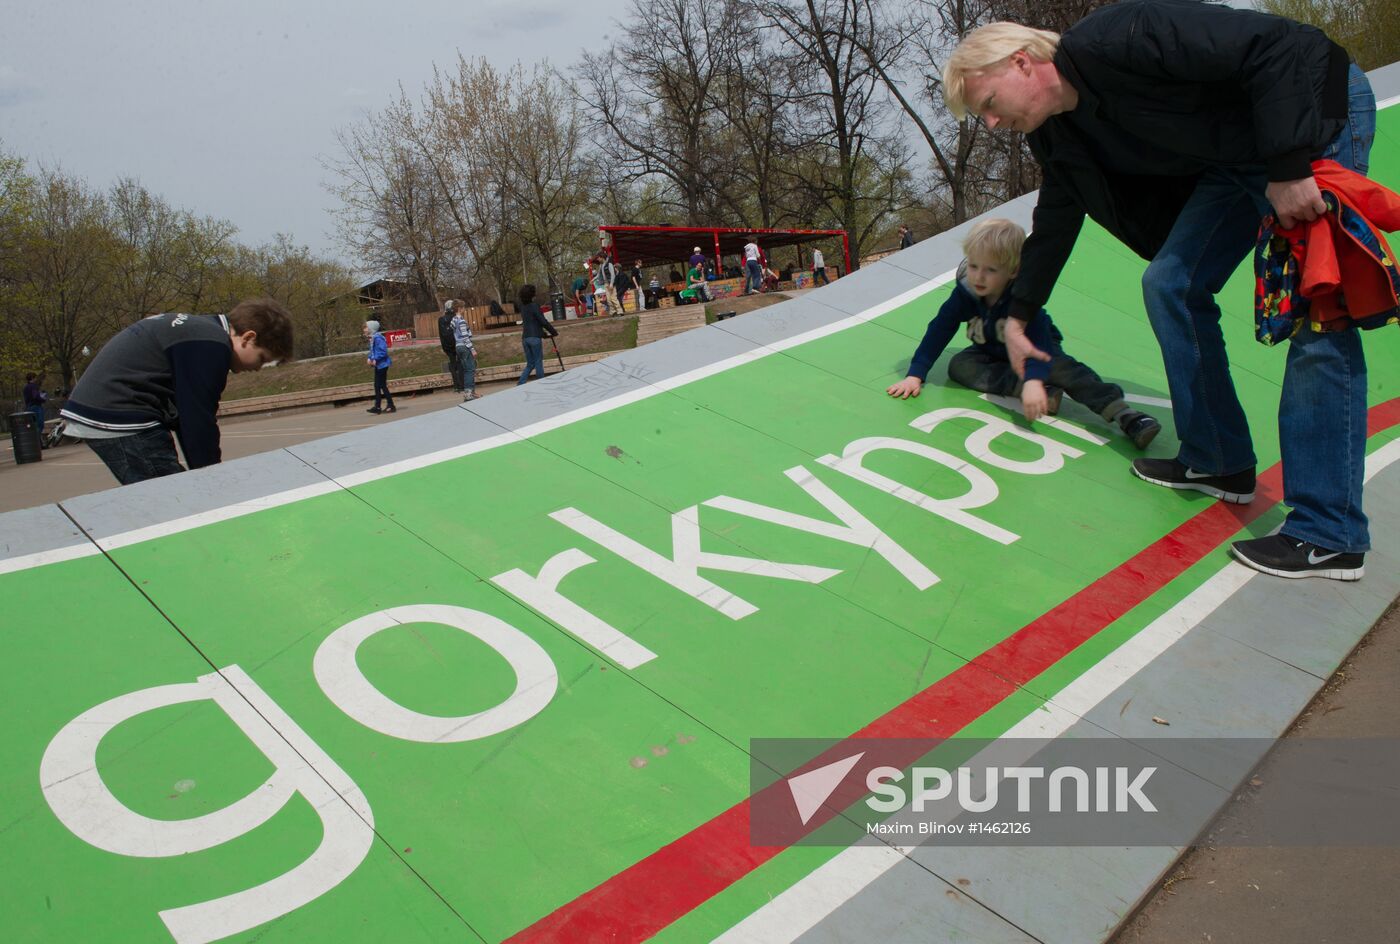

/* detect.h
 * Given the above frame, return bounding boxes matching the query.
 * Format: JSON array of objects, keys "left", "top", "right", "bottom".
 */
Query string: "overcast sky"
[{"left": 1, "top": 0, "right": 629, "bottom": 269}]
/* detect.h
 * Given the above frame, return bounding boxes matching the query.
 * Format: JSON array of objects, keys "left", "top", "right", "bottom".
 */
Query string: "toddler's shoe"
[{"left": 1117, "top": 410, "right": 1161, "bottom": 449}]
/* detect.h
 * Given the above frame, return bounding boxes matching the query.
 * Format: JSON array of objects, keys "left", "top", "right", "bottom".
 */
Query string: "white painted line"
[
  {"left": 713, "top": 438, "right": 1400, "bottom": 942},
  {"left": 0, "top": 542, "right": 101, "bottom": 575},
  {"left": 1126, "top": 394, "right": 1173, "bottom": 409},
  {"left": 1365, "top": 435, "right": 1400, "bottom": 483},
  {"left": 97, "top": 482, "right": 343, "bottom": 552},
  {"left": 1379, "top": 94, "right": 1400, "bottom": 110}
]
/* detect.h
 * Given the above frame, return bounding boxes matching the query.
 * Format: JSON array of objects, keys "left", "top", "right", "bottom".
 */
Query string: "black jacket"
[
  {"left": 521, "top": 302, "right": 558, "bottom": 340},
  {"left": 438, "top": 312, "right": 457, "bottom": 355},
  {"left": 1011, "top": 0, "right": 1349, "bottom": 321}
]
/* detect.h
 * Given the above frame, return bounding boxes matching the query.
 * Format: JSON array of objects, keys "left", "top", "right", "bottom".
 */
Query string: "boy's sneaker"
[
  {"left": 1131, "top": 457, "right": 1255, "bottom": 503},
  {"left": 1117, "top": 410, "right": 1161, "bottom": 449},
  {"left": 1231, "top": 534, "right": 1364, "bottom": 581},
  {"left": 366, "top": 406, "right": 382, "bottom": 414}
]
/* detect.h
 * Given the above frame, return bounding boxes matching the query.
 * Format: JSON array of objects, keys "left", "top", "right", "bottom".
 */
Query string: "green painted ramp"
[{"left": 4, "top": 76, "right": 1400, "bottom": 944}]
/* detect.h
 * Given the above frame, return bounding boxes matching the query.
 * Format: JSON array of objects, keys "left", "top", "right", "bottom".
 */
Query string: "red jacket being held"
[{"left": 1278, "top": 159, "right": 1400, "bottom": 329}]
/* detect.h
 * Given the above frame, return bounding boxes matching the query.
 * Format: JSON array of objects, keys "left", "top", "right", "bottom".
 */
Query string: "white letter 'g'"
[{"left": 40, "top": 666, "right": 373, "bottom": 944}]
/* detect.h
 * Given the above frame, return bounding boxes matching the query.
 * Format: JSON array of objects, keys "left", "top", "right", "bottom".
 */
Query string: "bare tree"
[
  {"left": 759, "top": 0, "right": 913, "bottom": 265},
  {"left": 327, "top": 110, "right": 455, "bottom": 308},
  {"left": 576, "top": 0, "right": 738, "bottom": 224},
  {"left": 493, "top": 67, "right": 597, "bottom": 291},
  {"left": 712, "top": 28, "right": 802, "bottom": 228}
]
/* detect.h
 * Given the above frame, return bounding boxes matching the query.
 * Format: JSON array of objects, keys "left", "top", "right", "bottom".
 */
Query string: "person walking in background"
[
  {"left": 812, "top": 247, "right": 830, "bottom": 286},
  {"left": 438, "top": 299, "right": 463, "bottom": 393},
  {"left": 364, "top": 319, "right": 395, "bottom": 414},
  {"left": 743, "top": 236, "right": 763, "bottom": 295},
  {"left": 591, "top": 255, "right": 614, "bottom": 316},
  {"left": 613, "top": 255, "right": 634, "bottom": 313},
  {"left": 517, "top": 284, "right": 558, "bottom": 385},
  {"left": 22, "top": 372, "right": 47, "bottom": 438},
  {"left": 899, "top": 224, "right": 914, "bottom": 249},
  {"left": 631, "top": 258, "right": 647, "bottom": 311},
  {"left": 448, "top": 300, "right": 478, "bottom": 401}
]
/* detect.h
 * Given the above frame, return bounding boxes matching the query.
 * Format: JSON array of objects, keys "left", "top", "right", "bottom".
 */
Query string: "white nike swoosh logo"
[
  {"left": 1307, "top": 550, "right": 1342, "bottom": 565},
  {"left": 1182, "top": 468, "right": 1218, "bottom": 479}
]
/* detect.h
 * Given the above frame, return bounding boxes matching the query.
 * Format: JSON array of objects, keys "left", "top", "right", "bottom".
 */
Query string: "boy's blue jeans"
[
  {"left": 1140, "top": 64, "right": 1376, "bottom": 553},
  {"left": 87, "top": 426, "right": 185, "bottom": 485}
]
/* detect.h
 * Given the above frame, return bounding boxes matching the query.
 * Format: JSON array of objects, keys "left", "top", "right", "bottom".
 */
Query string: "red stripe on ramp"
[{"left": 507, "top": 399, "right": 1400, "bottom": 943}]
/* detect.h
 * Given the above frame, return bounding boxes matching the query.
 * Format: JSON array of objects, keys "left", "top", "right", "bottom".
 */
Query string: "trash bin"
[
  {"left": 550, "top": 291, "right": 566, "bottom": 321},
  {"left": 9, "top": 411, "right": 42, "bottom": 465}
]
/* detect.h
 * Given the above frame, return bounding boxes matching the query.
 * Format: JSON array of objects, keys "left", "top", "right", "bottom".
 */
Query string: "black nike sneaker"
[
  {"left": 1230, "top": 534, "right": 1365, "bottom": 581},
  {"left": 1131, "top": 457, "right": 1255, "bottom": 504}
]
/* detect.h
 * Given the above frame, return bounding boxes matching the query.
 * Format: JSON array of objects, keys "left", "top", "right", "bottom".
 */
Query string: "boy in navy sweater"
[
  {"left": 887, "top": 218, "right": 1160, "bottom": 448},
  {"left": 62, "top": 298, "right": 294, "bottom": 484}
]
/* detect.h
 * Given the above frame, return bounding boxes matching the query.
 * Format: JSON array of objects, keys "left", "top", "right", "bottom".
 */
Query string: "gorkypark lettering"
[{"left": 42, "top": 406, "right": 1103, "bottom": 942}]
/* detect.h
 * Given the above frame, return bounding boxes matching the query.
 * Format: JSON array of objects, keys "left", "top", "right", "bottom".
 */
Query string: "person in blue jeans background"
[
  {"left": 364, "top": 320, "right": 395, "bottom": 414},
  {"left": 944, "top": 1, "right": 1378, "bottom": 581},
  {"left": 516, "top": 284, "right": 558, "bottom": 385},
  {"left": 22, "top": 372, "right": 47, "bottom": 437}
]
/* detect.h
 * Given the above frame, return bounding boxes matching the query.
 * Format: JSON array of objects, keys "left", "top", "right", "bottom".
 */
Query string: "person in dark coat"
[
  {"left": 943, "top": 1, "right": 1376, "bottom": 581},
  {"left": 516, "top": 284, "right": 558, "bottom": 385}
]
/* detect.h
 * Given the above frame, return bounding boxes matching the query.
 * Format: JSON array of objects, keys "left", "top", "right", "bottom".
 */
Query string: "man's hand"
[
  {"left": 1266, "top": 177, "right": 1327, "bottom": 230},
  {"left": 1003, "top": 318, "right": 1052, "bottom": 379},
  {"left": 1021, "top": 379, "right": 1050, "bottom": 422},
  {"left": 886, "top": 376, "right": 923, "bottom": 399}
]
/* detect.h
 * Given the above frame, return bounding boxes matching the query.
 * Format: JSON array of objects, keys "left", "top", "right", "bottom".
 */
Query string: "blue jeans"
[
  {"left": 456, "top": 347, "right": 477, "bottom": 394},
  {"left": 517, "top": 337, "right": 545, "bottom": 384},
  {"left": 1141, "top": 64, "right": 1375, "bottom": 552},
  {"left": 745, "top": 260, "right": 762, "bottom": 293},
  {"left": 87, "top": 426, "right": 185, "bottom": 485}
]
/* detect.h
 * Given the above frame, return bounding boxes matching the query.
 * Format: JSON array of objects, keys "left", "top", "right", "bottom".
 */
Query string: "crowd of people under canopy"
[{"left": 568, "top": 231, "right": 865, "bottom": 317}]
